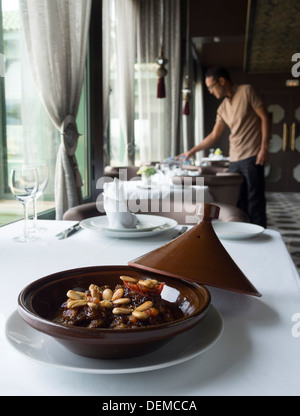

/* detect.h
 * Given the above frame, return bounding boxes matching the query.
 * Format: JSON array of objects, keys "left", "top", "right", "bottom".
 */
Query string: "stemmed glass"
[
  {"left": 9, "top": 166, "right": 39, "bottom": 242},
  {"left": 31, "top": 164, "right": 49, "bottom": 233}
]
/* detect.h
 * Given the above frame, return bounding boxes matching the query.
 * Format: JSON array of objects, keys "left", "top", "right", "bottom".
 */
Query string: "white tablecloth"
[{"left": 1, "top": 219, "right": 300, "bottom": 396}]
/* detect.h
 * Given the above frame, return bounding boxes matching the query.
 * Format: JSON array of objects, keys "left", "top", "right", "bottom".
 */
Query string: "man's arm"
[
  {"left": 254, "top": 105, "right": 270, "bottom": 165},
  {"left": 182, "top": 122, "right": 226, "bottom": 160}
]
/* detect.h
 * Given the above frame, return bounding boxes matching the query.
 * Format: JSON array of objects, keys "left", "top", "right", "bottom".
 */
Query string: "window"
[
  {"left": 0, "top": 0, "right": 88, "bottom": 226},
  {"left": 108, "top": 10, "right": 164, "bottom": 167},
  {"left": 105, "top": 0, "right": 182, "bottom": 168}
]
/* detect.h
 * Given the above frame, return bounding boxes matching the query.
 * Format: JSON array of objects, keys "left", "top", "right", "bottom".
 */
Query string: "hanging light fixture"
[
  {"left": 156, "top": 0, "right": 168, "bottom": 98},
  {"left": 182, "top": 0, "right": 191, "bottom": 115}
]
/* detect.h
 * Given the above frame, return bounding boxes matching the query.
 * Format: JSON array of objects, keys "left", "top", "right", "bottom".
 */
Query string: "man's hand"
[
  {"left": 176, "top": 122, "right": 225, "bottom": 161},
  {"left": 176, "top": 149, "right": 195, "bottom": 161},
  {"left": 254, "top": 105, "right": 270, "bottom": 166},
  {"left": 256, "top": 148, "right": 269, "bottom": 165},
  {"left": 184, "top": 149, "right": 196, "bottom": 160}
]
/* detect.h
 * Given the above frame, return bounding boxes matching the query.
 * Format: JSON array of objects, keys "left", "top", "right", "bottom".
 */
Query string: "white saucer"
[
  {"left": 213, "top": 221, "right": 265, "bottom": 240},
  {"left": 80, "top": 215, "right": 177, "bottom": 238},
  {"left": 5, "top": 306, "right": 223, "bottom": 374}
]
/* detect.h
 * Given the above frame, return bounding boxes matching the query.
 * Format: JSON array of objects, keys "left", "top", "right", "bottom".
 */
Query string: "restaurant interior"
[
  {"left": 89, "top": 0, "right": 300, "bottom": 273},
  {"left": 1, "top": 0, "right": 299, "bottom": 270},
  {"left": 1, "top": 0, "right": 300, "bottom": 397}
]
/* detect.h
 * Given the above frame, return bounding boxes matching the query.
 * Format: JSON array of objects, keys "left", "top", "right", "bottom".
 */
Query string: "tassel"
[
  {"left": 156, "top": 55, "right": 168, "bottom": 99},
  {"left": 183, "top": 100, "right": 190, "bottom": 116},
  {"left": 157, "top": 0, "right": 167, "bottom": 99},
  {"left": 157, "top": 76, "right": 166, "bottom": 98},
  {"left": 182, "top": 89, "right": 191, "bottom": 116}
]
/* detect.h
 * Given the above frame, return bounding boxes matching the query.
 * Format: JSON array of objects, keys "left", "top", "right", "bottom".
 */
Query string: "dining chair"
[{"left": 104, "top": 166, "right": 141, "bottom": 181}]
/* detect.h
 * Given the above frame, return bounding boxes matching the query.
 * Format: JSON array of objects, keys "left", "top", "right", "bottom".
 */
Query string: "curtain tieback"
[
  {"left": 61, "top": 115, "right": 83, "bottom": 188},
  {"left": 61, "top": 115, "right": 81, "bottom": 156}
]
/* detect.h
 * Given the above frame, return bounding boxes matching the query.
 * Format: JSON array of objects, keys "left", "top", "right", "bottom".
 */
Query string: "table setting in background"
[
  {"left": 199, "top": 148, "right": 230, "bottom": 165},
  {"left": 1, "top": 196, "right": 300, "bottom": 396},
  {"left": 79, "top": 177, "right": 179, "bottom": 238},
  {"left": 158, "top": 149, "right": 229, "bottom": 167},
  {"left": 113, "top": 166, "right": 210, "bottom": 193}
]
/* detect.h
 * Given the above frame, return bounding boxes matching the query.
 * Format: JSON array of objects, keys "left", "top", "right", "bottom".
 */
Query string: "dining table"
[
  {"left": 102, "top": 172, "right": 214, "bottom": 204},
  {"left": 1, "top": 217, "right": 300, "bottom": 398}
]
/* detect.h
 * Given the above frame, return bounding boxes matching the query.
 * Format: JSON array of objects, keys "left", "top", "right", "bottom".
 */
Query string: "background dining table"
[
  {"left": 101, "top": 175, "right": 214, "bottom": 203},
  {"left": 1, "top": 218, "right": 300, "bottom": 397}
]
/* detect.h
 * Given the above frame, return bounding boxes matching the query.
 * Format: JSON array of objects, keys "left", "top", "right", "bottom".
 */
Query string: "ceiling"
[{"left": 189, "top": 0, "right": 300, "bottom": 74}]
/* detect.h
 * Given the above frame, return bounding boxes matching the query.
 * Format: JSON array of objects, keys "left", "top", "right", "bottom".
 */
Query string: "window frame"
[
  {"left": 0, "top": 1, "right": 8, "bottom": 199},
  {"left": 88, "top": 0, "right": 104, "bottom": 202}
]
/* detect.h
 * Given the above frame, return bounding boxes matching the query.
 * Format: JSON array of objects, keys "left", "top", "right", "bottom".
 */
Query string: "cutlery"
[
  {"left": 150, "top": 223, "right": 170, "bottom": 231},
  {"left": 56, "top": 223, "right": 81, "bottom": 239},
  {"left": 173, "top": 226, "right": 188, "bottom": 238}
]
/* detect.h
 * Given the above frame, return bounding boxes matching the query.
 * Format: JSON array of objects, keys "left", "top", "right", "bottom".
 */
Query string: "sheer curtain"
[
  {"left": 193, "top": 50, "right": 205, "bottom": 162},
  {"left": 182, "top": 44, "right": 194, "bottom": 154},
  {"left": 113, "top": 0, "right": 137, "bottom": 166},
  {"left": 182, "top": 43, "right": 205, "bottom": 160},
  {"left": 103, "top": 0, "right": 181, "bottom": 165},
  {"left": 19, "top": 0, "right": 91, "bottom": 219},
  {"left": 136, "top": 0, "right": 181, "bottom": 162},
  {"left": 102, "top": 0, "right": 111, "bottom": 167}
]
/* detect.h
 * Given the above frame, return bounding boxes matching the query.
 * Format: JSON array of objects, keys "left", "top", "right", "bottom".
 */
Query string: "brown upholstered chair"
[
  {"left": 201, "top": 173, "right": 243, "bottom": 206},
  {"left": 104, "top": 166, "right": 140, "bottom": 181},
  {"left": 63, "top": 202, "right": 101, "bottom": 221}
]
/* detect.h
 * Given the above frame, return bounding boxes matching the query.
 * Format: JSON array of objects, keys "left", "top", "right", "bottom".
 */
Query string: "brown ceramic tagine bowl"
[{"left": 18, "top": 266, "right": 211, "bottom": 359}]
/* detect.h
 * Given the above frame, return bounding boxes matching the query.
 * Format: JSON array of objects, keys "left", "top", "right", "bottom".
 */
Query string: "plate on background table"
[
  {"left": 5, "top": 306, "right": 223, "bottom": 374},
  {"left": 212, "top": 221, "right": 265, "bottom": 240},
  {"left": 80, "top": 215, "right": 178, "bottom": 238}
]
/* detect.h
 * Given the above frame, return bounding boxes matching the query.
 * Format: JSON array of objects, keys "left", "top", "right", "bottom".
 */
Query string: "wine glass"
[
  {"left": 9, "top": 166, "right": 39, "bottom": 242},
  {"left": 31, "top": 164, "right": 49, "bottom": 233}
]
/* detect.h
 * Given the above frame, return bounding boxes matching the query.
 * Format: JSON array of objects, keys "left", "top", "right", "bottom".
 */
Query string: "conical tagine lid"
[{"left": 128, "top": 203, "right": 261, "bottom": 297}]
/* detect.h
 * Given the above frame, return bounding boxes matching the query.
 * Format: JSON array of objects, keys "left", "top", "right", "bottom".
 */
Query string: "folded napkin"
[{"left": 103, "top": 178, "right": 137, "bottom": 228}]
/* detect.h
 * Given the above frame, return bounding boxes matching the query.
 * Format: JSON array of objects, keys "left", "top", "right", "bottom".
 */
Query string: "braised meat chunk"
[{"left": 52, "top": 275, "right": 183, "bottom": 329}]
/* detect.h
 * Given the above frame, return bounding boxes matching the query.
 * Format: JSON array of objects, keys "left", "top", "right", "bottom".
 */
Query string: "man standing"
[{"left": 181, "top": 67, "right": 270, "bottom": 228}]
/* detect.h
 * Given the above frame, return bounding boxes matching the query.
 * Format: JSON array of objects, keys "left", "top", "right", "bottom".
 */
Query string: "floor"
[{"left": 266, "top": 192, "right": 300, "bottom": 275}]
